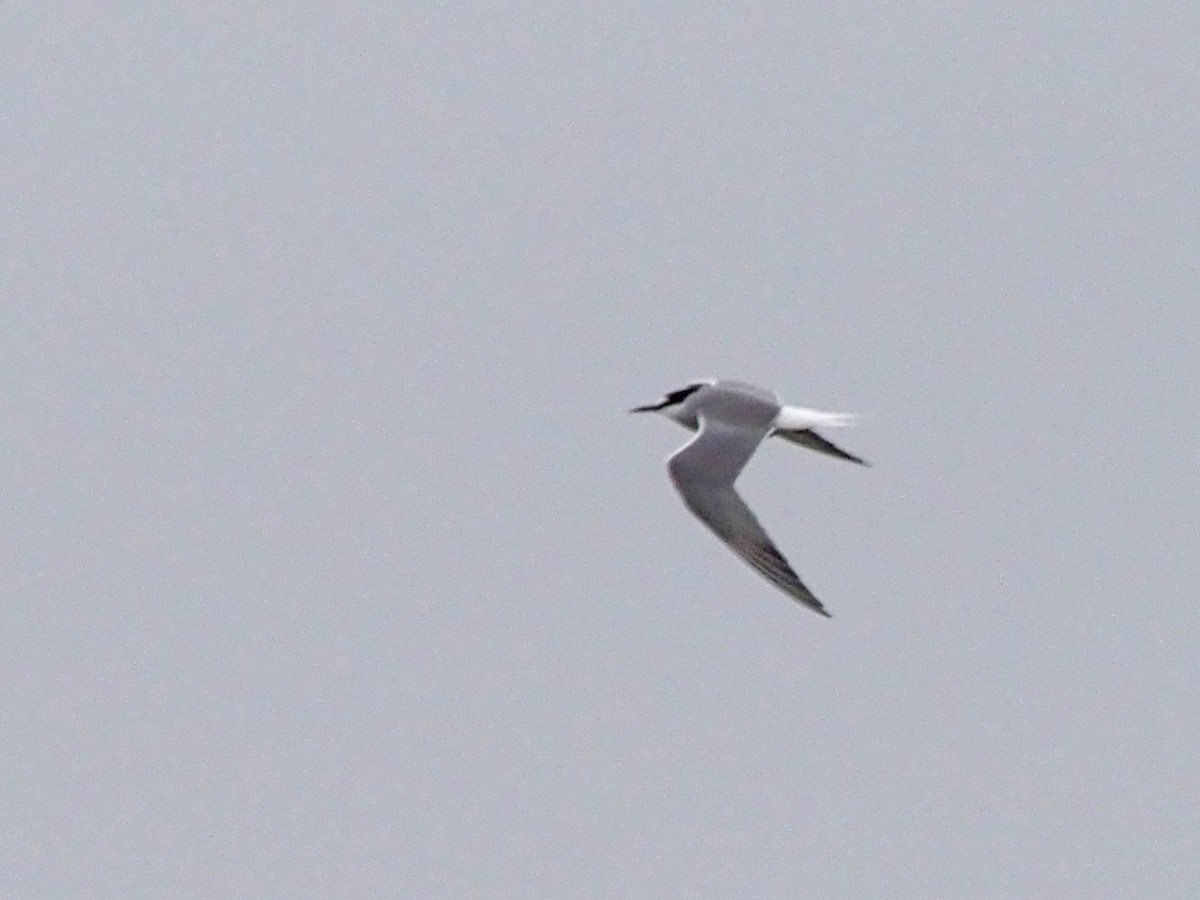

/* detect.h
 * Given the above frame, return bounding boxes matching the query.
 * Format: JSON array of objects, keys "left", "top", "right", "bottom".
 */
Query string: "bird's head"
[{"left": 629, "top": 381, "right": 711, "bottom": 421}]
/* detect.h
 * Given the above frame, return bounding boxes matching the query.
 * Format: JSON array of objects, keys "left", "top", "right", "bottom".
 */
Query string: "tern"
[{"left": 631, "top": 379, "right": 866, "bottom": 617}]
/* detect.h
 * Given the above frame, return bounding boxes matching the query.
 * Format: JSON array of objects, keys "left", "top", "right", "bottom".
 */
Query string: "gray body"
[{"left": 632, "top": 379, "right": 865, "bottom": 617}]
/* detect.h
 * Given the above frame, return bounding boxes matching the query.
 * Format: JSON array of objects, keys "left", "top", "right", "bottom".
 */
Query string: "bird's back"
[{"left": 681, "top": 380, "right": 780, "bottom": 431}]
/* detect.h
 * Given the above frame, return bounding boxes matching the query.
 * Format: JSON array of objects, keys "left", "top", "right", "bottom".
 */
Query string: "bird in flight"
[{"left": 631, "top": 379, "right": 866, "bottom": 617}]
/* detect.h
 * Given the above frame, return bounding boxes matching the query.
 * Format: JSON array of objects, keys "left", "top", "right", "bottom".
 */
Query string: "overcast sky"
[{"left": 4, "top": 4, "right": 1199, "bottom": 897}]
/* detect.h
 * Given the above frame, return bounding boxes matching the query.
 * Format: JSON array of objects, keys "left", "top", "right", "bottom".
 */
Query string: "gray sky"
[{"left": 4, "top": 4, "right": 1199, "bottom": 897}]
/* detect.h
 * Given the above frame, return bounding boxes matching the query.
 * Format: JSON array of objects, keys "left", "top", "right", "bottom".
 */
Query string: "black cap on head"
[{"left": 629, "top": 382, "right": 706, "bottom": 413}]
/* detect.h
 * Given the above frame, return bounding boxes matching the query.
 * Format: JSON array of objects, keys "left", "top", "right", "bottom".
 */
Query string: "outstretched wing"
[
  {"left": 667, "top": 417, "right": 830, "bottom": 617},
  {"left": 773, "top": 428, "right": 869, "bottom": 466}
]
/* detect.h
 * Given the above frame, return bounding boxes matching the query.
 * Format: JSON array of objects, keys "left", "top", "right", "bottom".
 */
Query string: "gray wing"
[
  {"left": 773, "top": 428, "right": 869, "bottom": 466},
  {"left": 668, "top": 418, "right": 831, "bottom": 617}
]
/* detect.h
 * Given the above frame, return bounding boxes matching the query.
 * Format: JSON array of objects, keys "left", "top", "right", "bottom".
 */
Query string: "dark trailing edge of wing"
[{"left": 739, "top": 539, "right": 832, "bottom": 618}]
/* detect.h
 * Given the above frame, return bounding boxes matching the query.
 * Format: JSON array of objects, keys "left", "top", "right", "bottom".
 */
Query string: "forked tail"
[
  {"left": 774, "top": 405, "right": 858, "bottom": 431},
  {"left": 772, "top": 406, "right": 868, "bottom": 466}
]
